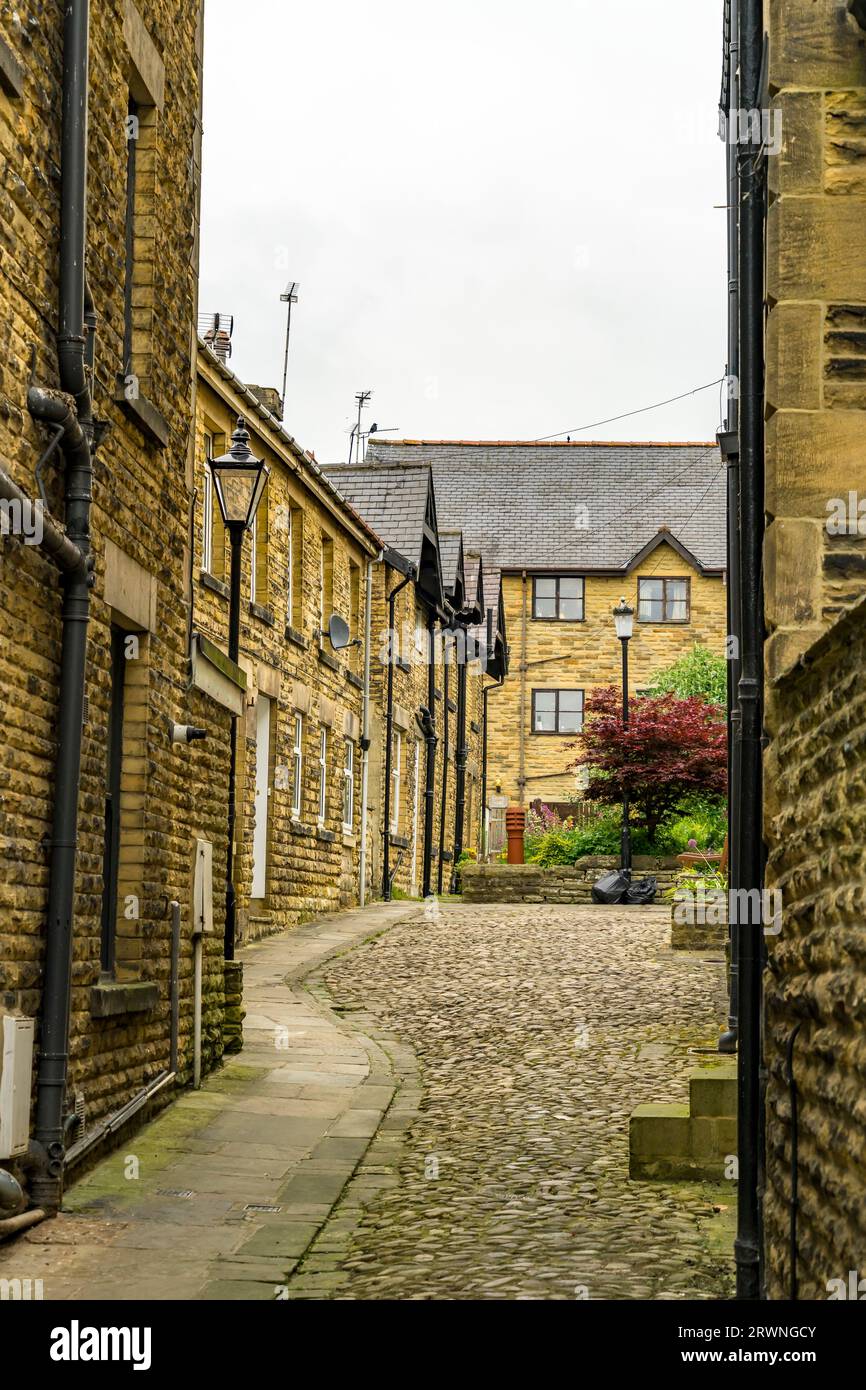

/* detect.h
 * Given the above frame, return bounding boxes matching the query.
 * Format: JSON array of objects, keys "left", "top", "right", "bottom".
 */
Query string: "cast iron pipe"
[
  {"left": 0, "top": 460, "right": 86, "bottom": 578},
  {"left": 29, "top": 0, "right": 95, "bottom": 1214},
  {"left": 437, "top": 629, "right": 450, "bottom": 893},
  {"left": 719, "top": 0, "right": 741, "bottom": 1057},
  {"left": 734, "top": 0, "right": 767, "bottom": 1302},
  {"left": 450, "top": 625, "right": 469, "bottom": 891},
  {"left": 382, "top": 568, "right": 414, "bottom": 899},
  {"left": 421, "top": 612, "right": 438, "bottom": 897}
]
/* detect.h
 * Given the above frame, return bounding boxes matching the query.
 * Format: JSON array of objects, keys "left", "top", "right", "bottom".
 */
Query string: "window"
[
  {"left": 390, "top": 731, "right": 402, "bottom": 832},
  {"left": 349, "top": 560, "right": 361, "bottom": 667},
  {"left": 532, "top": 689, "right": 585, "bottom": 734},
  {"left": 291, "top": 714, "right": 303, "bottom": 817},
  {"left": 250, "top": 515, "right": 257, "bottom": 603},
  {"left": 318, "top": 727, "right": 328, "bottom": 824},
  {"left": 121, "top": 93, "right": 157, "bottom": 397},
  {"left": 343, "top": 738, "right": 354, "bottom": 830},
  {"left": 320, "top": 535, "right": 334, "bottom": 633},
  {"left": 532, "top": 576, "right": 584, "bottom": 621},
  {"left": 638, "top": 577, "right": 690, "bottom": 623},
  {"left": 101, "top": 626, "right": 128, "bottom": 974},
  {"left": 202, "top": 433, "right": 213, "bottom": 574},
  {"left": 286, "top": 504, "right": 303, "bottom": 628}
]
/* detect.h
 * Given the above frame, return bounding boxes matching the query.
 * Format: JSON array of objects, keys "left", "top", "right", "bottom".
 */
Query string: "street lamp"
[
  {"left": 612, "top": 596, "right": 634, "bottom": 877},
  {"left": 208, "top": 417, "right": 269, "bottom": 958}
]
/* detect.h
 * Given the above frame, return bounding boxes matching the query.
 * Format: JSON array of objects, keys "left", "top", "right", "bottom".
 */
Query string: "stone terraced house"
[
  {"left": 364, "top": 440, "right": 728, "bottom": 811},
  {"left": 0, "top": 0, "right": 210, "bottom": 1209}
]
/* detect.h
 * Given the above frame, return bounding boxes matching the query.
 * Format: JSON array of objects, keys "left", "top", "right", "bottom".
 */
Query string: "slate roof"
[
  {"left": 321, "top": 463, "right": 432, "bottom": 571},
  {"left": 361, "top": 440, "right": 726, "bottom": 576},
  {"left": 438, "top": 530, "right": 464, "bottom": 600}
]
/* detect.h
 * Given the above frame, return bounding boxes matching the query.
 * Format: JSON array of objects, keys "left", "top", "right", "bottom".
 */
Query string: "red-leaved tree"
[{"left": 570, "top": 687, "right": 727, "bottom": 841}]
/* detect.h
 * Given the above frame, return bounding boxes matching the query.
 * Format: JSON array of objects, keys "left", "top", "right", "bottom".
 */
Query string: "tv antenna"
[{"left": 279, "top": 281, "right": 300, "bottom": 414}]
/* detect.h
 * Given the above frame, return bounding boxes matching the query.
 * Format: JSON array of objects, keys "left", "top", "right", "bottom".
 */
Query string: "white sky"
[{"left": 200, "top": 0, "right": 726, "bottom": 463}]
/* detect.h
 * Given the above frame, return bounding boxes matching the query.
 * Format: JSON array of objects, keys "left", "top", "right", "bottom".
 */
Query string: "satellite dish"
[{"left": 327, "top": 613, "right": 351, "bottom": 650}]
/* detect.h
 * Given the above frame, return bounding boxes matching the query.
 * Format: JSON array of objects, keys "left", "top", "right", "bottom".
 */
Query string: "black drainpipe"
[
  {"left": 734, "top": 0, "right": 766, "bottom": 1302},
  {"left": 26, "top": 0, "right": 96, "bottom": 1213},
  {"left": 450, "top": 620, "right": 469, "bottom": 891},
  {"left": 437, "top": 628, "right": 450, "bottom": 893},
  {"left": 480, "top": 609, "right": 505, "bottom": 860},
  {"left": 382, "top": 567, "right": 414, "bottom": 899},
  {"left": 421, "top": 611, "right": 438, "bottom": 897},
  {"left": 719, "top": 0, "right": 741, "bottom": 1057}
]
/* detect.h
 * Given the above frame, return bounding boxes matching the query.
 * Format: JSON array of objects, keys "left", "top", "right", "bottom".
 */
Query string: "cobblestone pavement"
[{"left": 289, "top": 902, "right": 736, "bottom": 1301}]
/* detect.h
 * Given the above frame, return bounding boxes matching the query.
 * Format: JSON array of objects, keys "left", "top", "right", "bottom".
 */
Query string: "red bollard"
[{"left": 505, "top": 806, "right": 526, "bottom": 864}]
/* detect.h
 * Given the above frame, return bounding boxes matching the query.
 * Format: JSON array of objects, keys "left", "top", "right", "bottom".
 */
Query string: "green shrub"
[{"left": 525, "top": 796, "right": 727, "bottom": 865}]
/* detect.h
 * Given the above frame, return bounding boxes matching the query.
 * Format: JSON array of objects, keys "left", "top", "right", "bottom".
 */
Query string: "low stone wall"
[{"left": 462, "top": 856, "right": 679, "bottom": 905}]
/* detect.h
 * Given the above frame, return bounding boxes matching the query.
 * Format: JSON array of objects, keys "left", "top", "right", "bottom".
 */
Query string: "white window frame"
[
  {"left": 202, "top": 444, "right": 213, "bottom": 574},
  {"left": 291, "top": 714, "right": 303, "bottom": 817},
  {"left": 343, "top": 738, "right": 354, "bottom": 831},
  {"left": 287, "top": 506, "right": 293, "bottom": 624},
  {"left": 390, "top": 730, "right": 401, "bottom": 833},
  {"left": 318, "top": 726, "right": 328, "bottom": 824}
]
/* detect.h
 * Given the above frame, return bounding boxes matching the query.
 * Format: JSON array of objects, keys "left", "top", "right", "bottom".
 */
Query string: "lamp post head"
[
  {"left": 208, "top": 416, "right": 270, "bottom": 530},
  {"left": 613, "top": 595, "right": 634, "bottom": 641}
]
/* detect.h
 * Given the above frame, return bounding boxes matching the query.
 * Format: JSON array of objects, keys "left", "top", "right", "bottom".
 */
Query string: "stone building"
[
  {"left": 364, "top": 441, "right": 728, "bottom": 809},
  {"left": 0, "top": 0, "right": 208, "bottom": 1208},
  {"left": 192, "top": 344, "right": 381, "bottom": 941},
  {"left": 323, "top": 462, "right": 494, "bottom": 897},
  {"left": 751, "top": 0, "right": 866, "bottom": 1301}
]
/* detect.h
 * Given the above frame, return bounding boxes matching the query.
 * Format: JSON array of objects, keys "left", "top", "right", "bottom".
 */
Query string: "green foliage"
[
  {"left": 650, "top": 644, "right": 727, "bottom": 706},
  {"left": 526, "top": 809, "right": 657, "bottom": 866},
  {"left": 525, "top": 796, "right": 727, "bottom": 864},
  {"left": 655, "top": 795, "right": 727, "bottom": 853}
]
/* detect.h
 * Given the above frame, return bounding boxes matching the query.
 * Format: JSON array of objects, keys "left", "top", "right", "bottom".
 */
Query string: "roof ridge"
[{"left": 369, "top": 439, "right": 719, "bottom": 449}]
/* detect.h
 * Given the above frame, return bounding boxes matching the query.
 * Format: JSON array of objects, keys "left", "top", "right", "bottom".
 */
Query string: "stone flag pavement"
[{"left": 0, "top": 900, "right": 735, "bottom": 1300}]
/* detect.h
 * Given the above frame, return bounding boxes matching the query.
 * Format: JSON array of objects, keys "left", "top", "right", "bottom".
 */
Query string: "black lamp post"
[
  {"left": 208, "top": 416, "right": 269, "bottom": 959},
  {"left": 613, "top": 596, "right": 634, "bottom": 877}
]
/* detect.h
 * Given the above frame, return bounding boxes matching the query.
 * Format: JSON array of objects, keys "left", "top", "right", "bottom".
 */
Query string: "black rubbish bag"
[
  {"left": 625, "top": 876, "right": 657, "bottom": 905},
  {"left": 591, "top": 871, "right": 631, "bottom": 905}
]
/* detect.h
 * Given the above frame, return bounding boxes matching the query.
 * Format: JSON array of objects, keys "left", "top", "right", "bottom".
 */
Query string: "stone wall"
[
  {"left": 0, "top": 0, "right": 212, "bottom": 1148},
  {"left": 762, "top": 0, "right": 866, "bottom": 1301},
  {"left": 763, "top": 598, "right": 866, "bottom": 1299},
  {"left": 193, "top": 358, "right": 377, "bottom": 942},
  {"left": 462, "top": 856, "right": 679, "bottom": 904},
  {"left": 486, "top": 543, "right": 727, "bottom": 805}
]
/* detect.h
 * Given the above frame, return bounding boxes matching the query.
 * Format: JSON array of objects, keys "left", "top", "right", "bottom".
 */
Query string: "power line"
[{"left": 533, "top": 378, "right": 725, "bottom": 443}]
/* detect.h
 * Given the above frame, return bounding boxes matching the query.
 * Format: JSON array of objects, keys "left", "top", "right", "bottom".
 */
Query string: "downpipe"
[
  {"left": 27, "top": 0, "right": 96, "bottom": 1214},
  {"left": 734, "top": 0, "right": 767, "bottom": 1302}
]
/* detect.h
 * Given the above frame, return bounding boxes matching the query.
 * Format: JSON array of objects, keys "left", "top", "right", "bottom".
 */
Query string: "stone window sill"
[
  {"left": 395, "top": 657, "right": 411, "bottom": 674},
  {"left": 345, "top": 670, "right": 363, "bottom": 690},
  {"left": 201, "top": 571, "right": 229, "bottom": 600},
  {"left": 250, "top": 602, "right": 275, "bottom": 626},
  {"left": 317, "top": 645, "right": 340, "bottom": 672},
  {"left": 290, "top": 819, "right": 315, "bottom": 836},
  {"left": 342, "top": 830, "right": 356, "bottom": 847},
  {"left": 389, "top": 832, "right": 410, "bottom": 850},
  {"left": 285, "top": 624, "right": 309, "bottom": 650},
  {"left": 316, "top": 826, "right": 336, "bottom": 843},
  {"left": 114, "top": 387, "right": 170, "bottom": 449},
  {"left": 91, "top": 981, "right": 159, "bottom": 1018}
]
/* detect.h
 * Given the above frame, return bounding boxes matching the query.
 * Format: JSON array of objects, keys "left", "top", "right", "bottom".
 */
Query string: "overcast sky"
[{"left": 199, "top": 0, "right": 726, "bottom": 463}]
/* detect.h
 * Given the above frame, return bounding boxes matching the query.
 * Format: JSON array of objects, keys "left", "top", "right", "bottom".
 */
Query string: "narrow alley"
[{"left": 0, "top": 903, "right": 734, "bottom": 1301}]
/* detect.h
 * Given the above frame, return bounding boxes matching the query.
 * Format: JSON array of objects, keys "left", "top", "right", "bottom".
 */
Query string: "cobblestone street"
[
  {"left": 0, "top": 900, "right": 735, "bottom": 1302},
  {"left": 291, "top": 901, "right": 736, "bottom": 1300}
]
